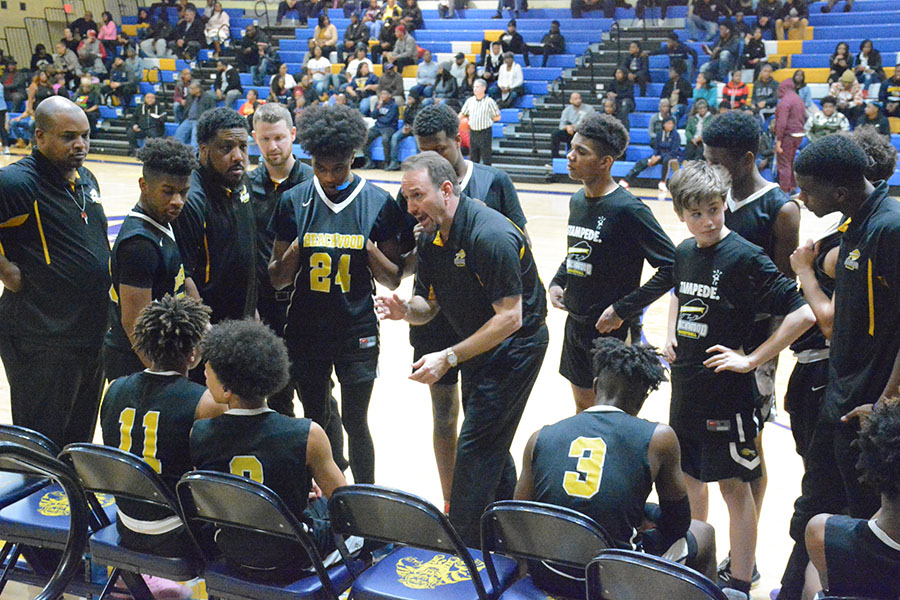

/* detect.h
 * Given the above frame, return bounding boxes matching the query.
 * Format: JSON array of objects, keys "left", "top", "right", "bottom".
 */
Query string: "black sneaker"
[{"left": 717, "top": 556, "right": 761, "bottom": 589}]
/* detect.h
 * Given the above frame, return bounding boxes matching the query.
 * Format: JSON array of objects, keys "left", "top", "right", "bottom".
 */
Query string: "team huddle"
[{"left": 0, "top": 94, "right": 899, "bottom": 599}]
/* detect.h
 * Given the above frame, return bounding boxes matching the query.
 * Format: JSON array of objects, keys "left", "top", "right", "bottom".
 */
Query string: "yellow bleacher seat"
[
  {"left": 890, "top": 117, "right": 900, "bottom": 134},
  {"left": 332, "top": 63, "right": 344, "bottom": 74},
  {"left": 786, "top": 26, "right": 813, "bottom": 41},
  {"left": 158, "top": 58, "right": 176, "bottom": 71},
  {"left": 373, "top": 63, "right": 383, "bottom": 76},
  {"left": 484, "top": 30, "right": 503, "bottom": 42},
  {"left": 402, "top": 65, "right": 417, "bottom": 78},
  {"left": 143, "top": 68, "right": 160, "bottom": 83},
  {"left": 773, "top": 68, "right": 829, "bottom": 83},
  {"left": 471, "top": 42, "right": 482, "bottom": 55},
  {"left": 776, "top": 40, "right": 803, "bottom": 57}
]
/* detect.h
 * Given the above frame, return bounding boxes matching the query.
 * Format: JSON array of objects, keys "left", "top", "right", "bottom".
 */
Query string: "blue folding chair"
[
  {"left": 328, "top": 484, "right": 518, "bottom": 600},
  {"left": 0, "top": 441, "right": 92, "bottom": 600},
  {"left": 481, "top": 500, "right": 613, "bottom": 599},
  {"left": 61, "top": 443, "right": 205, "bottom": 600},
  {"left": 586, "top": 549, "right": 727, "bottom": 600},
  {"left": 177, "top": 470, "right": 364, "bottom": 600}
]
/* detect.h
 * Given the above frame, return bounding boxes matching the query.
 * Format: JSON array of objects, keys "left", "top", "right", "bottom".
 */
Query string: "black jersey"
[
  {"left": 248, "top": 158, "right": 314, "bottom": 302},
  {"left": 269, "top": 175, "right": 406, "bottom": 359},
  {"left": 725, "top": 183, "right": 791, "bottom": 261},
  {"left": 670, "top": 232, "right": 806, "bottom": 429},
  {"left": 825, "top": 182, "right": 900, "bottom": 419},
  {"left": 532, "top": 407, "right": 657, "bottom": 550},
  {"left": 0, "top": 150, "right": 110, "bottom": 347},
  {"left": 550, "top": 186, "right": 675, "bottom": 323},
  {"left": 790, "top": 229, "right": 841, "bottom": 354},
  {"left": 414, "top": 196, "right": 546, "bottom": 347},
  {"left": 190, "top": 409, "right": 312, "bottom": 570},
  {"left": 824, "top": 515, "right": 900, "bottom": 599},
  {"left": 397, "top": 160, "right": 529, "bottom": 348},
  {"left": 173, "top": 168, "right": 257, "bottom": 323},
  {"left": 100, "top": 371, "right": 205, "bottom": 523},
  {"left": 105, "top": 206, "right": 189, "bottom": 359}
]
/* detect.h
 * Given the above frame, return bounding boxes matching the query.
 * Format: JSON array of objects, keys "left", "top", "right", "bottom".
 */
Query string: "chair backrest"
[
  {"left": 0, "top": 441, "right": 90, "bottom": 600},
  {"left": 587, "top": 549, "right": 727, "bottom": 600},
  {"left": 480, "top": 500, "right": 613, "bottom": 594},
  {"left": 328, "top": 484, "right": 489, "bottom": 600},
  {"left": 0, "top": 425, "right": 60, "bottom": 459},
  {"left": 175, "top": 470, "right": 340, "bottom": 600}
]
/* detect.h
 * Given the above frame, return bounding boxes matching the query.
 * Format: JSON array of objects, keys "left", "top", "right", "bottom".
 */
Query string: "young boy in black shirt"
[{"left": 664, "top": 161, "right": 814, "bottom": 599}]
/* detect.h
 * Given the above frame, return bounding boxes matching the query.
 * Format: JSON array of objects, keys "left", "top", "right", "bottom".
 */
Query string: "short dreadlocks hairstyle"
[
  {"left": 132, "top": 295, "right": 210, "bottom": 371},
  {"left": 296, "top": 103, "right": 368, "bottom": 159},
  {"left": 575, "top": 113, "right": 629, "bottom": 160},
  {"left": 136, "top": 137, "right": 198, "bottom": 179},
  {"left": 196, "top": 107, "right": 249, "bottom": 146},
  {"left": 591, "top": 337, "right": 667, "bottom": 404},
  {"left": 855, "top": 401, "right": 900, "bottom": 500},
  {"left": 201, "top": 320, "right": 289, "bottom": 405}
]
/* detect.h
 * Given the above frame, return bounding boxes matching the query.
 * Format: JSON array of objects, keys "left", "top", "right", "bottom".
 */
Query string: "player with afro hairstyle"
[
  {"left": 412, "top": 103, "right": 459, "bottom": 140},
  {"left": 201, "top": 319, "right": 290, "bottom": 406},
  {"left": 135, "top": 137, "right": 198, "bottom": 180},
  {"left": 845, "top": 126, "right": 899, "bottom": 183},
  {"left": 295, "top": 103, "right": 368, "bottom": 161},
  {"left": 132, "top": 294, "right": 210, "bottom": 372}
]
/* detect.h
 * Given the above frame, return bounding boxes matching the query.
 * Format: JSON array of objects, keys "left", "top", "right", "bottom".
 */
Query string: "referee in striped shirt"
[{"left": 459, "top": 79, "right": 501, "bottom": 165}]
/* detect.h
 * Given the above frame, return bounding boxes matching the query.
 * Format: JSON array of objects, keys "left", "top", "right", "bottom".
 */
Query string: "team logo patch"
[
  {"left": 239, "top": 186, "right": 250, "bottom": 203},
  {"left": 454, "top": 249, "right": 466, "bottom": 268},
  {"left": 844, "top": 248, "right": 860, "bottom": 271},
  {"left": 38, "top": 491, "right": 114, "bottom": 517},
  {"left": 596, "top": 216, "right": 606, "bottom": 230},
  {"left": 566, "top": 240, "right": 593, "bottom": 277},
  {"left": 712, "top": 269, "right": 722, "bottom": 285},
  {"left": 677, "top": 298, "right": 710, "bottom": 339},
  {"left": 89, "top": 188, "right": 101, "bottom": 204},
  {"left": 359, "top": 336, "right": 376, "bottom": 349},
  {"left": 395, "top": 554, "right": 484, "bottom": 589}
]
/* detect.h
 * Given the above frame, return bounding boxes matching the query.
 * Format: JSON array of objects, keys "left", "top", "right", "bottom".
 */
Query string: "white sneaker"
[{"left": 658, "top": 181, "right": 668, "bottom": 192}]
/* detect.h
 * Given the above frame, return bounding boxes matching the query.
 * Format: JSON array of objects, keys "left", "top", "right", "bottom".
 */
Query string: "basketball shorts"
[
  {"left": 559, "top": 315, "right": 628, "bottom": 389},
  {"left": 675, "top": 412, "right": 762, "bottom": 483},
  {"left": 290, "top": 334, "right": 379, "bottom": 387}
]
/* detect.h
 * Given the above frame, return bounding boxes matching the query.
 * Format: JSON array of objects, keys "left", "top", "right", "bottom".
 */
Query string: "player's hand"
[
  {"left": 703, "top": 345, "right": 753, "bottom": 373},
  {"left": 309, "top": 480, "right": 323, "bottom": 501},
  {"left": 841, "top": 403, "right": 874, "bottom": 424},
  {"left": 663, "top": 337, "right": 677, "bottom": 363},
  {"left": 413, "top": 222, "right": 425, "bottom": 241},
  {"left": 548, "top": 285, "right": 566, "bottom": 310},
  {"left": 790, "top": 239, "right": 817, "bottom": 276},
  {"left": 595, "top": 305, "right": 624, "bottom": 333},
  {"left": 0, "top": 261, "right": 22, "bottom": 293},
  {"left": 775, "top": 141, "right": 783, "bottom": 155},
  {"left": 409, "top": 351, "right": 450, "bottom": 385},
  {"left": 374, "top": 293, "right": 408, "bottom": 320}
]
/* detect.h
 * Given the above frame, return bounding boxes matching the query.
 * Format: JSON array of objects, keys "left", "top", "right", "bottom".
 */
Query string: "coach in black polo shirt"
[
  {"left": 174, "top": 108, "right": 257, "bottom": 325},
  {"left": 0, "top": 96, "right": 110, "bottom": 447},
  {"left": 376, "top": 151, "right": 548, "bottom": 546}
]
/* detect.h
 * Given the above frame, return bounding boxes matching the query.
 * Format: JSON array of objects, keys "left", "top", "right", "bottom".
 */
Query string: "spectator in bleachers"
[
  {"left": 343, "top": 0, "right": 366, "bottom": 18},
  {"left": 854, "top": 40, "right": 884, "bottom": 94},
  {"left": 527, "top": 20, "right": 565, "bottom": 69},
  {"left": 372, "top": 17, "right": 397, "bottom": 64},
  {"left": 804, "top": 96, "right": 849, "bottom": 141},
  {"left": 387, "top": 90, "right": 421, "bottom": 170},
  {"left": 722, "top": 68, "right": 749, "bottom": 109},
  {"left": 687, "top": 0, "right": 726, "bottom": 42},
  {"left": 742, "top": 27, "right": 767, "bottom": 76},
  {"left": 827, "top": 42, "right": 851, "bottom": 83},
  {"left": 731, "top": 9, "right": 752, "bottom": 37},
  {"left": 647, "top": 33, "right": 698, "bottom": 80},
  {"left": 73, "top": 76, "right": 101, "bottom": 136},
  {"left": 856, "top": 101, "right": 891, "bottom": 136},
  {"left": 662, "top": 62, "right": 691, "bottom": 123},
  {"left": 362, "top": 88, "right": 399, "bottom": 168},
  {"left": 879, "top": 64, "right": 900, "bottom": 118},
  {"left": 692, "top": 70, "right": 717, "bottom": 110},
  {"left": 602, "top": 97, "right": 628, "bottom": 129},
  {"left": 493, "top": 0, "right": 524, "bottom": 20},
  {"left": 571, "top": 0, "right": 614, "bottom": 19},
  {"left": 752, "top": 63, "right": 779, "bottom": 122},
  {"left": 168, "top": 7, "right": 205, "bottom": 59},
  {"left": 140, "top": 16, "right": 174, "bottom": 58},
  {"left": 623, "top": 116, "right": 681, "bottom": 192},
  {"left": 774, "top": 0, "right": 808, "bottom": 42},
  {"left": 450, "top": 52, "right": 470, "bottom": 87},
  {"left": 276, "top": 0, "right": 304, "bottom": 25},
  {"left": 701, "top": 22, "right": 740, "bottom": 83},
  {"left": 774, "top": 77, "right": 805, "bottom": 192},
  {"left": 30, "top": 44, "right": 51, "bottom": 73},
  {"left": 551, "top": 91, "right": 595, "bottom": 159},
  {"left": 684, "top": 97, "right": 712, "bottom": 160},
  {"left": 648, "top": 97, "right": 672, "bottom": 138},
  {"left": 488, "top": 52, "right": 524, "bottom": 108},
  {"left": 817, "top": 0, "right": 852, "bottom": 12},
  {"left": 755, "top": 0, "right": 780, "bottom": 39},
  {"left": 53, "top": 42, "right": 82, "bottom": 91},
  {"left": 78, "top": 31, "right": 108, "bottom": 76},
  {"left": 8, "top": 71, "right": 52, "bottom": 147},
  {"left": 270, "top": 75, "right": 291, "bottom": 104},
  {"left": 302, "top": 37, "right": 318, "bottom": 65},
  {"left": 272, "top": 63, "right": 297, "bottom": 91},
  {"left": 2, "top": 60, "right": 27, "bottom": 112},
  {"left": 98, "top": 12, "right": 118, "bottom": 59},
  {"left": 401, "top": 0, "right": 424, "bottom": 32},
  {"left": 307, "top": 45, "right": 338, "bottom": 97},
  {"left": 61, "top": 28, "right": 80, "bottom": 53},
  {"left": 212, "top": 59, "right": 243, "bottom": 110},
  {"left": 313, "top": 14, "right": 339, "bottom": 58},
  {"left": 175, "top": 0, "right": 198, "bottom": 23},
  {"left": 174, "top": 81, "right": 215, "bottom": 145},
  {"left": 346, "top": 44, "right": 373, "bottom": 79},
  {"left": 340, "top": 12, "right": 369, "bottom": 63},
  {"left": 384, "top": 25, "right": 417, "bottom": 71},
  {"left": 72, "top": 11, "right": 99, "bottom": 39},
  {"left": 116, "top": 31, "right": 137, "bottom": 56},
  {"left": 344, "top": 60, "right": 379, "bottom": 104},
  {"left": 480, "top": 41, "right": 505, "bottom": 86},
  {"left": 423, "top": 62, "right": 457, "bottom": 108},
  {"left": 410, "top": 49, "right": 438, "bottom": 97},
  {"left": 498, "top": 19, "right": 529, "bottom": 67},
  {"left": 758, "top": 117, "right": 775, "bottom": 172},
  {"left": 459, "top": 78, "right": 500, "bottom": 164},
  {"left": 124, "top": 48, "right": 144, "bottom": 80},
  {"left": 102, "top": 56, "right": 139, "bottom": 112},
  {"left": 377, "top": 59, "right": 405, "bottom": 104},
  {"left": 830, "top": 69, "right": 864, "bottom": 124},
  {"left": 362, "top": 0, "right": 384, "bottom": 38},
  {"left": 238, "top": 88, "right": 263, "bottom": 130},
  {"left": 457, "top": 62, "right": 478, "bottom": 99},
  {"left": 204, "top": 2, "right": 230, "bottom": 58},
  {"left": 621, "top": 41, "right": 651, "bottom": 97},
  {"left": 173, "top": 68, "right": 193, "bottom": 123},
  {"left": 608, "top": 67, "right": 635, "bottom": 123},
  {"left": 792, "top": 69, "right": 815, "bottom": 116},
  {"left": 380, "top": 0, "right": 403, "bottom": 23},
  {"left": 127, "top": 92, "right": 166, "bottom": 153}
]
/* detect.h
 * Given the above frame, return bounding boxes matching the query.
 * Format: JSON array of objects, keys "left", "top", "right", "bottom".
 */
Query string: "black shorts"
[
  {"left": 784, "top": 358, "right": 829, "bottom": 458},
  {"left": 412, "top": 331, "right": 460, "bottom": 386},
  {"left": 559, "top": 316, "right": 628, "bottom": 389},
  {"left": 674, "top": 412, "right": 762, "bottom": 483},
  {"left": 292, "top": 353, "right": 378, "bottom": 387},
  {"left": 289, "top": 330, "right": 379, "bottom": 386}
]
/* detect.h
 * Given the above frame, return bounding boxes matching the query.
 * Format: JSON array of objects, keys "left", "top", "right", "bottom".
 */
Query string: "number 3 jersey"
[
  {"left": 269, "top": 175, "right": 406, "bottom": 360},
  {"left": 531, "top": 406, "right": 657, "bottom": 550}
]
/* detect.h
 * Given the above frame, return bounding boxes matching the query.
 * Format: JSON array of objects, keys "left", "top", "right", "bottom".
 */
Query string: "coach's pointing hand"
[
  {"left": 374, "top": 294, "right": 409, "bottom": 320},
  {"left": 410, "top": 351, "right": 450, "bottom": 385}
]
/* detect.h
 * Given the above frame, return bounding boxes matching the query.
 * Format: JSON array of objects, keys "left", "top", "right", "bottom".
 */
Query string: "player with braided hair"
[
  {"left": 100, "top": 294, "right": 223, "bottom": 555},
  {"left": 515, "top": 336, "right": 716, "bottom": 598}
]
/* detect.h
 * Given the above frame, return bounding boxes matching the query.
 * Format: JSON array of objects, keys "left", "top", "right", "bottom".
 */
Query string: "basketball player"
[
  {"left": 190, "top": 319, "right": 348, "bottom": 581},
  {"left": 269, "top": 104, "right": 406, "bottom": 485},
  {"left": 515, "top": 337, "right": 717, "bottom": 599},
  {"left": 104, "top": 138, "right": 200, "bottom": 380},
  {"left": 393, "top": 104, "right": 531, "bottom": 510},
  {"left": 550, "top": 112, "right": 675, "bottom": 413},
  {"left": 703, "top": 110, "right": 800, "bottom": 586},
  {"left": 248, "top": 102, "right": 313, "bottom": 416},
  {"left": 100, "top": 295, "right": 222, "bottom": 554}
]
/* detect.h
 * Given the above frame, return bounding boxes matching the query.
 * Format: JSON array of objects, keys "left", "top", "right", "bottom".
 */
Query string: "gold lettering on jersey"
[
  {"left": 395, "top": 555, "right": 485, "bottom": 589},
  {"left": 303, "top": 232, "right": 365, "bottom": 250},
  {"left": 37, "top": 491, "right": 114, "bottom": 517}
]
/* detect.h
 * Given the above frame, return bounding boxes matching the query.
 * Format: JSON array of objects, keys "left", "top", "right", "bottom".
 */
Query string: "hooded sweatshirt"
[{"left": 775, "top": 78, "right": 805, "bottom": 140}]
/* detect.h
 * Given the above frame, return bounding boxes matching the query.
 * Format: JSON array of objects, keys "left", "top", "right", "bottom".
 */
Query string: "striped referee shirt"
[{"left": 460, "top": 96, "right": 500, "bottom": 132}]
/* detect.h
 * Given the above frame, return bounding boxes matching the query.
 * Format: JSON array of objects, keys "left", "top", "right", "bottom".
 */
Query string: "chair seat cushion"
[
  {"left": 350, "top": 546, "right": 518, "bottom": 600},
  {"left": 0, "top": 473, "right": 50, "bottom": 510},
  {"left": 0, "top": 484, "right": 116, "bottom": 548},
  {"left": 498, "top": 575, "right": 564, "bottom": 600},
  {"left": 89, "top": 523, "right": 202, "bottom": 582},
  {"left": 202, "top": 556, "right": 363, "bottom": 600}
]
